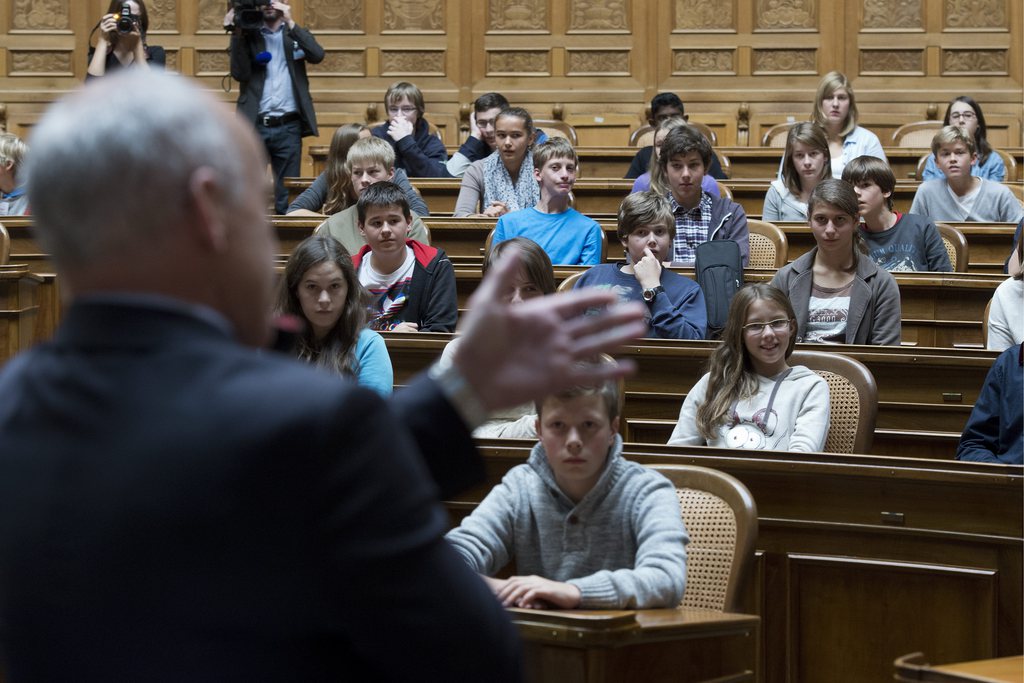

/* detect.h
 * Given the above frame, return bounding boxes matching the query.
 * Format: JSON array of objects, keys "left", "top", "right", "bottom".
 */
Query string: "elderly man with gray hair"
[{"left": 0, "top": 71, "right": 646, "bottom": 681}]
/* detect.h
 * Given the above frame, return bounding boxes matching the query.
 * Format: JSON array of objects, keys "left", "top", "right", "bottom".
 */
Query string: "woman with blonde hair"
[
  {"left": 668, "top": 284, "right": 830, "bottom": 452},
  {"left": 763, "top": 122, "right": 830, "bottom": 221},
  {"left": 811, "top": 72, "right": 885, "bottom": 178}
]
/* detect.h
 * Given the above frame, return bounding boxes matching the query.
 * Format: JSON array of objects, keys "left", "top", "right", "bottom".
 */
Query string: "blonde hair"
[
  {"left": 532, "top": 135, "right": 574, "bottom": 171},
  {"left": 930, "top": 125, "right": 976, "bottom": 156},
  {"left": 812, "top": 71, "right": 858, "bottom": 138},
  {"left": 346, "top": 136, "right": 395, "bottom": 172}
]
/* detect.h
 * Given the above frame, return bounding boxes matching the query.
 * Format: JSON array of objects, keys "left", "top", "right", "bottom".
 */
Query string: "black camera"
[
  {"left": 116, "top": 2, "right": 136, "bottom": 34},
  {"left": 232, "top": 0, "right": 272, "bottom": 32}
]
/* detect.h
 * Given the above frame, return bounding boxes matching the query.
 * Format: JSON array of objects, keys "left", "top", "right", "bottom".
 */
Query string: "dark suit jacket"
[
  {"left": 0, "top": 301, "right": 520, "bottom": 681},
  {"left": 230, "top": 23, "right": 324, "bottom": 137}
]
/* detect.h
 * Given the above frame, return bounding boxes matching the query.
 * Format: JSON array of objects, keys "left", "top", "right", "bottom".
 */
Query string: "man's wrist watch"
[{"left": 642, "top": 285, "right": 665, "bottom": 303}]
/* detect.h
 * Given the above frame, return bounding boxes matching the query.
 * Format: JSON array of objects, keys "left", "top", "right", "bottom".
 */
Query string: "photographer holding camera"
[
  {"left": 227, "top": 0, "right": 324, "bottom": 215},
  {"left": 86, "top": 0, "right": 164, "bottom": 80}
]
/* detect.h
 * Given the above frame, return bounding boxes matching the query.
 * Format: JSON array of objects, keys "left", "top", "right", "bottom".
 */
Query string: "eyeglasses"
[
  {"left": 742, "top": 319, "right": 791, "bottom": 335},
  {"left": 387, "top": 106, "right": 417, "bottom": 115},
  {"left": 949, "top": 111, "right": 976, "bottom": 122}
]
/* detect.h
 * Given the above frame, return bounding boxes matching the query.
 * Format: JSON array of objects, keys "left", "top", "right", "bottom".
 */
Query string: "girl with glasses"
[
  {"left": 770, "top": 179, "right": 902, "bottom": 345},
  {"left": 920, "top": 96, "right": 1006, "bottom": 182},
  {"left": 668, "top": 284, "right": 830, "bottom": 452}
]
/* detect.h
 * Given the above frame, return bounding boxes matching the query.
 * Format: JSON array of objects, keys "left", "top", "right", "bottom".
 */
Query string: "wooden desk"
[
  {"left": 308, "top": 145, "right": 1024, "bottom": 181},
  {"left": 933, "top": 655, "right": 1024, "bottom": 682},
  {"left": 450, "top": 265, "right": 1002, "bottom": 349},
  {"left": 456, "top": 444, "right": 1024, "bottom": 683},
  {"left": 510, "top": 607, "right": 758, "bottom": 683},
  {"left": 383, "top": 333, "right": 998, "bottom": 458},
  {"left": 0, "top": 266, "right": 43, "bottom": 364}
]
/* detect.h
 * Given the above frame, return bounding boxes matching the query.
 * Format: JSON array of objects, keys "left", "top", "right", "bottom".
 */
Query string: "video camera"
[
  {"left": 232, "top": 0, "right": 273, "bottom": 31},
  {"left": 115, "top": 2, "right": 138, "bottom": 34}
]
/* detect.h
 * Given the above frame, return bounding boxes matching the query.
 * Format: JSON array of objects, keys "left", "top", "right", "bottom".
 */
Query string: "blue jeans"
[{"left": 258, "top": 119, "right": 302, "bottom": 215}]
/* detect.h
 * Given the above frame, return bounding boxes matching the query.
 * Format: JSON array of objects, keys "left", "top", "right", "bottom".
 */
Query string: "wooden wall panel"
[{"left": 0, "top": 0, "right": 1020, "bottom": 169}]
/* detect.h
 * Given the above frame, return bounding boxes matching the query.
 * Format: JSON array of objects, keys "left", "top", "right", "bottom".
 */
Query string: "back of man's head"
[
  {"left": 26, "top": 71, "right": 251, "bottom": 272},
  {"left": 0, "top": 133, "right": 28, "bottom": 176}
]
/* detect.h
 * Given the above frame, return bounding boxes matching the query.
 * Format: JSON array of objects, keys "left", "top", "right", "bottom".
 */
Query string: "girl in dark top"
[{"left": 87, "top": 0, "right": 165, "bottom": 80}]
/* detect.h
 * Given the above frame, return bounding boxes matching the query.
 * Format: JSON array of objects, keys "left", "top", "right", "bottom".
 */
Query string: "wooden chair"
[
  {"left": 892, "top": 121, "right": 942, "bottom": 148},
  {"left": 716, "top": 151, "right": 732, "bottom": 179},
  {"left": 936, "top": 223, "right": 969, "bottom": 272},
  {"left": 649, "top": 464, "right": 758, "bottom": 613},
  {"left": 789, "top": 350, "right": 878, "bottom": 454},
  {"left": 716, "top": 180, "right": 734, "bottom": 201},
  {"left": 982, "top": 298, "right": 992, "bottom": 348},
  {"left": 0, "top": 222, "right": 9, "bottom": 265},
  {"left": 533, "top": 119, "right": 578, "bottom": 147},
  {"left": 760, "top": 121, "right": 797, "bottom": 148},
  {"left": 556, "top": 270, "right": 586, "bottom": 293},
  {"left": 993, "top": 148, "right": 1018, "bottom": 182},
  {"left": 746, "top": 219, "right": 788, "bottom": 269},
  {"left": 629, "top": 125, "right": 655, "bottom": 148},
  {"left": 486, "top": 228, "right": 607, "bottom": 266}
]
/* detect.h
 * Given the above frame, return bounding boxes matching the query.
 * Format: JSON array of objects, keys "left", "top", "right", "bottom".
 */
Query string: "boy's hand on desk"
[{"left": 493, "top": 575, "right": 582, "bottom": 610}]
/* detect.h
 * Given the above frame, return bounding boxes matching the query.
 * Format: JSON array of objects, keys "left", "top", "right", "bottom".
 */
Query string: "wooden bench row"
[
  {"left": 1, "top": 217, "right": 1007, "bottom": 351},
  {"left": 454, "top": 441, "right": 1023, "bottom": 683},
  {"left": 382, "top": 333, "right": 1000, "bottom": 460},
  {"left": 286, "top": 176, "right": 1024, "bottom": 222},
  {"left": 309, "top": 145, "right": 1024, "bottom": 182}
]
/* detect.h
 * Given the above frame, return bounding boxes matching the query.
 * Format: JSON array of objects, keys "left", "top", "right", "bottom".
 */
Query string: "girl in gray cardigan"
[{"left": 770, "top": 179, "right": 901, "bottom": 345}]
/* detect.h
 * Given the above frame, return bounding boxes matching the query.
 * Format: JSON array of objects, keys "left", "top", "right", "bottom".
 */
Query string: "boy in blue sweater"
[
  {"left": 445, "top": 376, "right": 688, "bottom": 610},
  {"left": 492, "top": 137, "right": 604, "bottom": 266},
  {"left": 574, "top": 191, "right": 707, "bottom": 339}
]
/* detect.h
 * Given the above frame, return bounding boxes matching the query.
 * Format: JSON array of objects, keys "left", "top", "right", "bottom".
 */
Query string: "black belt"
[{"left": 258, "top": 112, "right": 301, "bottom": 127}]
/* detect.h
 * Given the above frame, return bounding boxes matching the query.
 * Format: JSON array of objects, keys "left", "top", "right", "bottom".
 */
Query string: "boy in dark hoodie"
[
  {"left": 371, "top": 81, "right": 449, "bottom": 178},
  {"left": 352, "top": 182, "right": 457, "bottom": 332}
]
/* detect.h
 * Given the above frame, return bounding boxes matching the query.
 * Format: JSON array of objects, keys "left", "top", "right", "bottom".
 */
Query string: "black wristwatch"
[{"left": 642, "top": 285, "right": 664, "bottom": 303}]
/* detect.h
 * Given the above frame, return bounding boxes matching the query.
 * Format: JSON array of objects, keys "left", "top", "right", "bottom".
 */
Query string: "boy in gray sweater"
[
  {"left": 445, "top": 379, "right": 688, "bottom": 610},
  {"left": 909, "top": 126, "right": 1023, "bottom": 224}
]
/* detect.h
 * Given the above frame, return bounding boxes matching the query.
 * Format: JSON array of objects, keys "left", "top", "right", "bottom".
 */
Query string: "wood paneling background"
[{"left": 1, "top": 0, "right": 1021, "bottom": 175}]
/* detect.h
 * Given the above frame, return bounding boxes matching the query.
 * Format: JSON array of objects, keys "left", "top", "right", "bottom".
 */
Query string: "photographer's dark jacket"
[{"left": 230, "top": 22, "right": 324, "bottom": 137}]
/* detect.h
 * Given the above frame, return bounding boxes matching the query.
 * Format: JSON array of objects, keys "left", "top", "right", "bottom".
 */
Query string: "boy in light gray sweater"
[
  {"left": 445, "top": 379, "right": 688, "bottom": 610},
  {"left": 909, "top": 126, "right": 1023, "bottom": 224}
]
